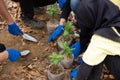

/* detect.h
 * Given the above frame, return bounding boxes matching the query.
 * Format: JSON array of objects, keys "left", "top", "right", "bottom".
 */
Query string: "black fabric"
[
  {"left": 0, "top": 43, "right": 6, "bottom": 52},
  {"left": 11, "top": 0, "right": 20, "bottom": 2},
  {"left": 116, "top": 27, "right": 120, "bottom": 33},
  {"left": 75, "top": 0, "right": 120, "bottom": 29},
  {"left": 76, "top": 62, "right": 93, "bottom": 80},
  {"left": 74, "top": 0, "right": 120, "bottom": 50},
  {"left": 95, "top": 27, "right": 120, "bottom": 42},
  {"left": 77, "top": 21, "right": 93, "bottom": 52},
  {"left": 78, "top": 0, "right": 120, "bottom": 35},
  {"left": 76, "top": 62, "right": 103, "bottom": 80},
  {"left": 87, "top": 63, "right": 103, "bottom": 80},
  {"left": 61, "top": 0, "right": 71, "bottom": 20},
  {"left": 104, "top": 56, "right": 120, "bottom": 80},
  {"left": 19, "top": 0, "right": 34, "bottom": 19},
  {"left": 33, "top": 0, "right": 57, "bottom": 7},
  {"left": 14, "top": 0, "right": 57, "bottom": 19},
  {"left": 61, "top": 0, "right": 120, "bottom": 79},
  {"left": 61, "top": 0, "right": 120, "bottom": 51}
]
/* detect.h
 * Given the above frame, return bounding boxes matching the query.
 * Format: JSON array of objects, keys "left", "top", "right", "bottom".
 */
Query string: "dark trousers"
[
  {"left": 104, "top": 55, "right": 120, "bottom": 80},
  {"left": 12, "top": 0, "right": 57, "bottom": 19},
  {"left": 76, "top": 55, "right": 120, "bottom": 80},
  {"left": 76, "top": 62, "right": 102, "bottom": 80}
]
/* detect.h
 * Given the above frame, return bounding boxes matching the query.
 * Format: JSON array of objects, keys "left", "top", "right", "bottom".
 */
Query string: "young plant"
[
  {"left": 62, "top": 21, "right": 73, "bottom": 38},
  {"left": 46, "top": 2, "right": 58, "bottom": 21},
  {"left": 58, "top": 42, "right": 74, "bottom": 58},
  {"left": 49, "top": 52, "right": 63, "bottom": 66}
]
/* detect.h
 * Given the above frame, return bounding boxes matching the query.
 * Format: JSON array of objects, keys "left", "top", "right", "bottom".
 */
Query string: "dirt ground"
[
  {"left": 0, "top": 1, "right": 59, "bottom": 79},
  {"left": 0, "top": 15, "right": 57, "bottom": 80},
  {"left": 0, "top": 1, "right": 116, "bottom": 80}
]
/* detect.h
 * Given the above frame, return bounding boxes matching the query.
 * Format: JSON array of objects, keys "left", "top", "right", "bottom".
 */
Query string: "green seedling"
[
  {"left": 46, "top": 2, "right": 58, "bottom": 21},
  {"left": 49, "top": 52, "right": 63, "bottom": 66},
  {"left": 58, "top": 42, "right": 74, "bottom": 58},
  {"left": 62, "top": 21, "right": 73, "bottom": 38}
]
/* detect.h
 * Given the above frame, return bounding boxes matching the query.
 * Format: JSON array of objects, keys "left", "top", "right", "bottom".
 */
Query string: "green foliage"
[
  {"left": 58, "top": 42, "right": 73, "bottom": 57},
  {"left": 49, "top": 52, "right": 63, "bottom": 66},
  {"left": 62, "top": 21, "right": 73, "bottom": 38},
  {"left": 46, "top": 2, "right": 58, "bottom": 20}
]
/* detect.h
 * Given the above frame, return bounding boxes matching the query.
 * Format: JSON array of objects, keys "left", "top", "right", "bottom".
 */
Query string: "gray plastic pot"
[
  {"left": 47, "top": 63, "right": 64, "bottom": 80},
  {"left": 60, "top": 54, "right": 74, "bottom": 69},
  {"left": 47, "top": 20, "right": 58, "bottom": 34}
]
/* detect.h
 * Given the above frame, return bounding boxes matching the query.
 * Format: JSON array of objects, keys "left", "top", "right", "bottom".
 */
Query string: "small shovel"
[
  {"left": 22, "top": 33, "right": 37, "bottom": 42},
  {"left": 20, "top": 50, "right": 30, "bottom": 56},
  {"left": 19, "top": 30, "right": 37, "bottom": 42}
]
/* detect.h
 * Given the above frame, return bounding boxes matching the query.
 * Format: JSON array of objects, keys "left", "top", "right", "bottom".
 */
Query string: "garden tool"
[
  {"left": 20, "top": 50, "right": 30, "bottom": 56},
  {"left": 22, "top": 33, "right": 37, "bottom": 42}
]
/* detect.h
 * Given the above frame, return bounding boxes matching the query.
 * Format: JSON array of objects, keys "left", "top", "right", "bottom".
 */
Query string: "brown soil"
[
  {"left": 63, "top": 55, "right": 73, "bottom": 60},
  {"left": 0, "top": 19, "right": 59, "bottom": 80},
  {"left": 0, "top": 2, "right": 58, "bottom": 79},
  {"left": 49, "top": 64, "right": 63, "bottom": 74}
]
